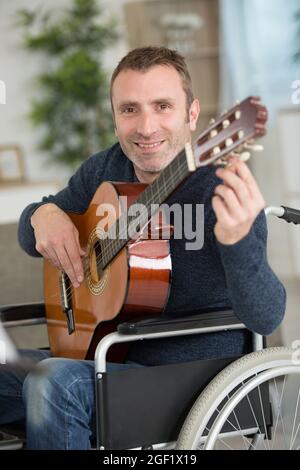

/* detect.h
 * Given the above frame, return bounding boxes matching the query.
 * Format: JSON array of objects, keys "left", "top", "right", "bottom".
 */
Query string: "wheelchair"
[{"left": 1, "top": 205, "right": 300, "bottom": 451}]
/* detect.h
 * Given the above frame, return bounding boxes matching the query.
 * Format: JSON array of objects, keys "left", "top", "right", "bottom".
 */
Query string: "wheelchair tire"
[{"left": 176, "top": 347, "right": 300, "bottom": 450}]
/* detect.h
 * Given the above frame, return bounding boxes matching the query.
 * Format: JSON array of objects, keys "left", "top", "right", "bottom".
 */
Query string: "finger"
[
  {"left": 54, "top": 246, "right": 80, "bottom": 288},
  {"left": 227, "top": 158, "right": 262, "bottom": 199},
  {"left": 36, "top": 242, "right": 61, "bottom": 269},
  {"left": 75, "top": 231, "right": 86, "bottom": 256},
  {"left": 65, "top": 237, "right": 85, "bottom": 283},
  {"left": 214, "top": 184, "right": 244, "bottom": 218},
  {"left": 220, "top": 157, "right": 266, "bottom": 210},
  {"left": 212, "top": 195, "right": 235, "bottom": 226},
  {"left": 216, "top": 167, "right": 251, "bottom": 207},
  {"left": 43, "top": 247, "right": 62, "bottom": 269},
  {"left": 234, "top": 160, "right": 266, "bottom": 209}
]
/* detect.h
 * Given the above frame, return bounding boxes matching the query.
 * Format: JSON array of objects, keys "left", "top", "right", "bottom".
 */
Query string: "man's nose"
[{"left": 136, "top": 111, "right": 158, "bottom": 136}]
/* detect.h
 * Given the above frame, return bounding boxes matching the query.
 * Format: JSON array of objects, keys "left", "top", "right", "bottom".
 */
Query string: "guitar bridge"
[{"left": 59, "top": 273, "right": 75, "bottom": 335}]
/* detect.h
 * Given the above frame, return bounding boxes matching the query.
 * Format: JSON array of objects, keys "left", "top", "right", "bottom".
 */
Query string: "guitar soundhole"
[
  {"left": 90, "top": 240, "right": 103, "bottom": 283},
  {"left": 86, "top": 228, "right": 109, "bottom": 295}
]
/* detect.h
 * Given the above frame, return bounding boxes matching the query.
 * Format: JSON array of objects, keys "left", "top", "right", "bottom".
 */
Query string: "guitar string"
[
  {"left": 48, "top": 139, "right": 244, "bottom": 302},
  {"left": 87, "top": 141, "right": 234, "bottom": 269},
  {"left": 79, "top": 151, "right": 187, "bottom": 271},
  {"left": 46, "top": 152, "right": 191, "bottom": 302},
  {"left": 83, "top": 152, "right": 188, "bottom": 270},
  {"left": 48, "top": 146, "right": 239, "bottom": 304},
  {"left": 99, "top": 149, "right": 187, "bottom": 262},
  {"left": 98, "top": 129, "right": 246, "bottom": 261}
]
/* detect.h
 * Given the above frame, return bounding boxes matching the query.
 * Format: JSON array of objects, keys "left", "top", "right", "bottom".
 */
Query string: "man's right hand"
[{"left": 31, "top": 203, "right": 85, "bottom": 288}]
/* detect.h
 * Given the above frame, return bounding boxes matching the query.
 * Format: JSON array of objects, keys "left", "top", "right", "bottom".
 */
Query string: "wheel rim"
[
  {"left": 203, "top": 366, "right": 300, "bottom": 450},
  {"left": 176, "top": 348, "right": 300, "bottom": 450}
]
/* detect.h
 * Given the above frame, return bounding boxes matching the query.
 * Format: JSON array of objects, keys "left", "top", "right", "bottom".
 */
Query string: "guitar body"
[{"left": 44, "top": 181, "right": 172, "bottom": 359}]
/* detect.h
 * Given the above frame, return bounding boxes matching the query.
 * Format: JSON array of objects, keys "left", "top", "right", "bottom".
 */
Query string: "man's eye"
[
  {"left": 159, "top": 103, "right": 171, "bottom": 111},
  {"left": 123, "top": 107, "right": 135, "bottom": 114}
]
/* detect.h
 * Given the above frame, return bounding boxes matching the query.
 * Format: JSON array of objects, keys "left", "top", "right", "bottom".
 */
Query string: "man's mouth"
[{"left": 134, "top": 140, "right": 164, "bottom": 149}]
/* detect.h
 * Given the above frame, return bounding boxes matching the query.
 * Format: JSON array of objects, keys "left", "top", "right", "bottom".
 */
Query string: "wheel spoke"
[
  {"left": 289, "top": 385, "right": 300, "bottom": 449},
  {"left": 271, "top": 376, "right": 288, "bottom": 449},
  {"left": 176, "top": 348, "right": 300, "bottom": 451}
]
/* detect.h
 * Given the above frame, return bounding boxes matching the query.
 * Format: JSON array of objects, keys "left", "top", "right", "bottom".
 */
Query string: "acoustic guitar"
[{"left": 44, "top": 96, "right": 267, "bottom": 359}]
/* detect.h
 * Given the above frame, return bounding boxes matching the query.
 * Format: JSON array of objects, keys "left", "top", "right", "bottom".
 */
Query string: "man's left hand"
[{"left": 212, "top": 157, "right": 266, "bottom": 245}]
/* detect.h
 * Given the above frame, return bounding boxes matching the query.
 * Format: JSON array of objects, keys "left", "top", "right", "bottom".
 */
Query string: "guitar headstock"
[{"left": 193, "top": 96, "right": 268, "bottom": 168}]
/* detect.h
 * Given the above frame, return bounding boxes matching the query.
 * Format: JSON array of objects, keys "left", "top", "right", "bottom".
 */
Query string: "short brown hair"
[{"left": 110, "top": 46, "right": 194, "bottom": 114}]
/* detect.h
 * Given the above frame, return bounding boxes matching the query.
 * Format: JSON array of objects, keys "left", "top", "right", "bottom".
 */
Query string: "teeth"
[{"left": 137, "top": 142, "right": 162, "bottom": 148}]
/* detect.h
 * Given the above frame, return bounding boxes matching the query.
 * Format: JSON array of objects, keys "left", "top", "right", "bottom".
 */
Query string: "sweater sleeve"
[
  {"left": 216, "top": 210, "right": 286, "bottom": 335},
  {"left": 18, "top": 152, "right": 106, "bottom": 257}
]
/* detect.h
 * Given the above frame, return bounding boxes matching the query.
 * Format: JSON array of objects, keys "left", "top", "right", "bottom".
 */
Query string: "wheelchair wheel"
[{"left": 176, "top": 347, "right": 300, "bottom": 450}]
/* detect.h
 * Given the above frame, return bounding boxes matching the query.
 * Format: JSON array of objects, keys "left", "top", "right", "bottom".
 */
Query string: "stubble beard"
[{"left": 128, "top": 132, "right": 190, "bottom": 175}]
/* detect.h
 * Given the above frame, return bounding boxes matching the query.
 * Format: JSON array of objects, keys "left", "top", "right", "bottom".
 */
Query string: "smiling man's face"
[{"left": 111, "top": 65, "right": 199, "bottom": 183}]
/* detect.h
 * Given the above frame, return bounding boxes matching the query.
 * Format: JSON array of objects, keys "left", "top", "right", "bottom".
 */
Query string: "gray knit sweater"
[{"left": 18, "top": 143, "right": 286, "bottom": 365}]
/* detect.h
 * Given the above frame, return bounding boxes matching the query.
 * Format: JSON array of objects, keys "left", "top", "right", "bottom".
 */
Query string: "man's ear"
[{"left": 189, "top": 99, "right": 200, "bottom": 132}]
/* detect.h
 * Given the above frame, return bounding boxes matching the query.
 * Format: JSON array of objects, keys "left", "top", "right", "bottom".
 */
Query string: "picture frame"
[{"left": 0, "top": 145, "right": 25, "bottom": 183}]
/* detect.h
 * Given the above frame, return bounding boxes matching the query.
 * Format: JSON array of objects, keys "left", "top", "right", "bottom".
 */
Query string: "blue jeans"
[{"left": 0, "top": 349, "right": 143, "bottom": 449}]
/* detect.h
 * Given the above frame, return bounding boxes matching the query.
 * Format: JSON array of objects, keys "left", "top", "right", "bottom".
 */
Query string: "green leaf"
[{"left": 16, "top": 0, "right": 118, "bottom": 168}]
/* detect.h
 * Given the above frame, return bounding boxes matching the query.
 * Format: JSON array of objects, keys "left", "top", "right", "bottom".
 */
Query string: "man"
[{"left": 0, "top": 47, "right": 286, "bottom": 449}]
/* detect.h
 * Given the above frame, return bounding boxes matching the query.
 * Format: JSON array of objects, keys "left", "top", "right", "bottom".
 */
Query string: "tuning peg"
[
  {"left": 210, "top": 129, "right": 218, "bottom": 138},
  {"left": 235, "top": 110, "right": 241, "bottom": 120},
  {"left": 238, "top": 130, "right": 244, "bottom": 139},
  {"left": 213, "top": 158, "right": 227, "bottom": 167},
  {"left": 212, "top": 146, "right": 221, "bottom": 156},
  {"left": 221, "top": 109, "right": 228, "bottom": 115},
  {"left": 243, "top": 143, "right": 264, "bottom": 152},
  {"left": 222, "top": 120, "right": 230, "bottom": 129},
  {"left": 239, "top": 152, "right": 251, "bottom": 162},
  {"left": 209, "top": 118, "right": 216, "bottom": 125},
  {"left": 225, "top": 138, "right": 234, "bottom": 147}
]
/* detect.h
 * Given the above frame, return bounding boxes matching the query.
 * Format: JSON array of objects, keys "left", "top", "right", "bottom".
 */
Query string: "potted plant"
[{"left": 17, "top": 0, "right": 118, "bottom": 169}]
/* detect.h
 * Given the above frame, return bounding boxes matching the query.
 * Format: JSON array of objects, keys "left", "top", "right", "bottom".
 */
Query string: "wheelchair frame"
[
  {"left": 1, "top": 204, "right": 300, "bottom": 450},
  {"left": 94, "top": 310, "right": 264, "bottom": 450},
  {"left": 0, "top": 303, "right": 264, "bottom": 450}
]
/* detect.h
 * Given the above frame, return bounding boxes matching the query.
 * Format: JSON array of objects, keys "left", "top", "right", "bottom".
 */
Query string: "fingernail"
[
  {"left": 77, "top": 275, "right": 83, "bottom": 282},
  {"left": 73, "top": 282, "right": 80, "bottom": 288}
]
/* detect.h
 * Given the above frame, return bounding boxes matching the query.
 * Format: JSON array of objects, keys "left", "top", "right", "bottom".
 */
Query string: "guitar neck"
[{"left": 101, "top": 144, "right": 195, "bottom": 269}]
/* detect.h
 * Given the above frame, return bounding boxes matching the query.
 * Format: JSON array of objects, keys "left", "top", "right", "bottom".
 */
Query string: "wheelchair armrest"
[
  {"left": 117, "top": 309, "right": 245, "bottom": 335},
  {"left": 0, "top": 302, "right": 46, "bottom": 327}
]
